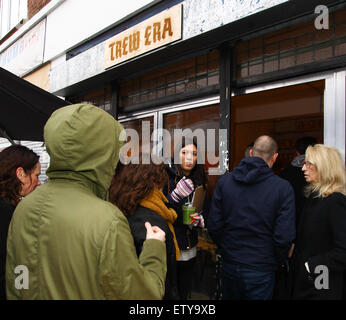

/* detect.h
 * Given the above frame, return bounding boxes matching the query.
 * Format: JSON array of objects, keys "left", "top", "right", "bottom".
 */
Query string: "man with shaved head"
[
  {"left": 251, "top": 135, "right": 278, "bottom": 164},
  {"left": 207, "top": 135, "right": 295, "bottom": 300}
]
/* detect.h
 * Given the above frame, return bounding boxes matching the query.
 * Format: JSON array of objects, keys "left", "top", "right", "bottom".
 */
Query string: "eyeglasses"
[{"left": 302, "top": 160, "right": 314, "bottom": 169}]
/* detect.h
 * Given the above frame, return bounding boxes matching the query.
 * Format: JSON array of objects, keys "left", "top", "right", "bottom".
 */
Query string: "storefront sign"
[
  {"left": 0, "top": 20, "right": 46, "bottom": 76},
  {"left": 104, "top": 4, "right": 182, "bottom": 69}
]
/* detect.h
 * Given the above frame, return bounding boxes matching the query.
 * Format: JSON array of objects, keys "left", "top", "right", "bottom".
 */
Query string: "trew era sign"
[{"left": 104, "top": 4, "right": 182, "bottom": 69}]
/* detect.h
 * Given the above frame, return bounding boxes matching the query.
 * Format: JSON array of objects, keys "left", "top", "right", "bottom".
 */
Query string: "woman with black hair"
[{"left": 163, "top": 136, "right": 209, "bottom": 300}]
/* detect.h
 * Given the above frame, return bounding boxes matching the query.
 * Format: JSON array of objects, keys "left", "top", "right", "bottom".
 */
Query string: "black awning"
[{"left": 0, "top": 67, "right": 69, "bottom": 142}]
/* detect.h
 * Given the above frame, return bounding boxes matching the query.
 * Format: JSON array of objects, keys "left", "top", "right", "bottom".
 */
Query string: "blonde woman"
[{"left": 289, "top": 144, "right": 346, "bottom": 299}]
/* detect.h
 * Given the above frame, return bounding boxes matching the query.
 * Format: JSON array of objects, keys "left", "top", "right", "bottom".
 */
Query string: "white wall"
[
  {"left": 0, "top": 137, "right": 11, "bottom": 150},
  {"left": 324, "top": 71, "right": 346, "bottom": 162},
  {"left": 44, "top": 0, "right": 156, "bottom": 62}
]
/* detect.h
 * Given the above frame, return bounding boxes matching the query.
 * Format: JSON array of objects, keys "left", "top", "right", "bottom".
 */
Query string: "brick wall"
[{"left": 28, "top": 0, "right": 52, "bottom": 19}]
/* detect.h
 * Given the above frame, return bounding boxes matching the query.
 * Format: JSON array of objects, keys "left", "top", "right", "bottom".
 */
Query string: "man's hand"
[{"left": 145, "top": 222, "right": 166, "bottom": 242}]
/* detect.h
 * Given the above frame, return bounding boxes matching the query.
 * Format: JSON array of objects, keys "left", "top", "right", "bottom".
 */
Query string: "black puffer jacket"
[
  {"left": 127, "top": 206, "right": 179, "bottom": 300},
  {"left": 163, "top": 163, "right": 209, "bottom": 251}
]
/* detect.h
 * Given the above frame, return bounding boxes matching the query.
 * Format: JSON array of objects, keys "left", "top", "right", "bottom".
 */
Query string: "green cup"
[{"left": 182, "top": 204, "right": 195, "bottom": 225}]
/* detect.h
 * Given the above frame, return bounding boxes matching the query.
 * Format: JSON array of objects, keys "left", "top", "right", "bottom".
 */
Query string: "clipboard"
[{"left": 191, "top": 186, "right": 206, "bottom": 213}]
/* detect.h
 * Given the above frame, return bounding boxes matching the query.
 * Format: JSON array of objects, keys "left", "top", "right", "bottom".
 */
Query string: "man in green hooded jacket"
[{"left": 6, "top": 104, "right": 167, "bottom": 300}]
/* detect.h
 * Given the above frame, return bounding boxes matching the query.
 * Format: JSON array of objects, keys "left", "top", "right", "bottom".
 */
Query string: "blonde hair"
[{"left": 305, "top": 144, "right": 346, "bottom": 198}]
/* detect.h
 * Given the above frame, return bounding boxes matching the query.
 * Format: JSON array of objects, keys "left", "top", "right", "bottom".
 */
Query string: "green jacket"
[{"left": 6, "top": 104, "right": 166, "bottom": 300}]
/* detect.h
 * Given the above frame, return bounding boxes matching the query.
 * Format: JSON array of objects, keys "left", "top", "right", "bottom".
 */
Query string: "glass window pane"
[
  {"left": 119, "top": 50, "right": 220, "bottom": 108},
  {"left": 163, "top": 104, "right": 220, "bottom": 196},
  {"left": 67, "top": 86, "right": 112, "bottom": 111},
  {"left": 235, "top": 7, "right": 346, "bottom": 80},
  {"left": 120, "top": 116, "right": 154, "bottom": 160}
]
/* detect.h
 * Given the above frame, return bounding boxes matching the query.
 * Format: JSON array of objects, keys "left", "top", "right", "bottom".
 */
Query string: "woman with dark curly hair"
[
  {"left": 0, "top": 144, "right": 41, "bottom": 300},
  {"left": 109, "top": 153, "right": 179, "bottom": 299}
]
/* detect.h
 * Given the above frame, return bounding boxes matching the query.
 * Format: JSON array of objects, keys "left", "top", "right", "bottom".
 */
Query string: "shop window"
[
  {"left": 163, "top": 104, "right": 220, "bottom": 197},
  {"left": 120, "top": 116, "right": 154, "bottom": 159},
  {"left": 119, "top": 50, "right": 219, "bottom": 108},
  {"left": 163, "top": 103, "right": 220, "bottom": 286},
  {"left": 68, "top": 86, "right": 112, "bottom": 112},
  {"left": 235, "top": 8, "right": 346, "bottom": 80}
]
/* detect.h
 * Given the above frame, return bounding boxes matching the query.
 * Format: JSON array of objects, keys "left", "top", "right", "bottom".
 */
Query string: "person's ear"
[
  {"left": 16, "top": 167, "right": 26, "bottom": 182},
  {"left": 249, "top": 149, "right": 253, "bottom": 157},
  {"left": 268, "top": 153, "right": 279, "bottom": 168}
]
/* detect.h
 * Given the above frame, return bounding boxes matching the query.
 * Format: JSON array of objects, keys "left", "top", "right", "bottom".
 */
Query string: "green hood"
[{"left": 44, "top": 104, "right": 124, "bottom": 198}]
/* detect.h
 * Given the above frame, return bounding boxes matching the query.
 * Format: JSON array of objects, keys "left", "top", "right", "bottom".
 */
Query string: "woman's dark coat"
[
  {"left": 127, "top": 205, "right": 179, "bottom": 300},
  {"left": 289, "top": 192, "right": 346, "bottom": 300},
  {"left": 163, "top": 163, "right": 210, "bottom": 251},
  {"left": 0, "top": 197, "right": 15, "bottom": 300}
]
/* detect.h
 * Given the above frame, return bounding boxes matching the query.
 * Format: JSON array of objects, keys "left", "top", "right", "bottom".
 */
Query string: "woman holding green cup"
[
  {"left": 182, "top": 203, "right": 196, "bottom": 225},
  {"left": 164, "top": 137, "right": 209, "bottom": 300}
]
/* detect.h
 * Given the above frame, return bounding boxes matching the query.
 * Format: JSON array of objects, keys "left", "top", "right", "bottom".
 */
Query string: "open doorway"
[{"left": 231, "top": 80, "right": 324, "bottom": 174}]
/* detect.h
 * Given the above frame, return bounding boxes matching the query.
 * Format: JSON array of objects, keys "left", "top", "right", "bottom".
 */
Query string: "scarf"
[{"left": 140, "top": 189, "right": 181, "bottom": 260}]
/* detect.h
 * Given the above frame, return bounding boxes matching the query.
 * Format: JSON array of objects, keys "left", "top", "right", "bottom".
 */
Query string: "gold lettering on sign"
[
  {"left": 104, "top": 4, "right": 182, "bottom": 69},
  {"left": 145, "top": 26, "right": 151, "bottom": 46},
  {"left": 123, "top": 36, "right": 128, "bottom": 55},
  {"left": 109, "top": 42, "right": 115, "bottom": 61},
  {"left": 116, "top": 41, "right": 122, "bottom": 59},
  {"left": 153, "top": 22, "right": 161, "bottom": 42},
  {"left": 129, "top": 32, "right": 140, "bottom": 53},
  {"left": 162, "top": 18, "right": 173, "bottom": 39}
]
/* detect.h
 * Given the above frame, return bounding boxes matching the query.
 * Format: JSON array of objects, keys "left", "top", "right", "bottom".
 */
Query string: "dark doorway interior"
[{"left": 231, "top": 80, "right": 324, "bottom": 174}]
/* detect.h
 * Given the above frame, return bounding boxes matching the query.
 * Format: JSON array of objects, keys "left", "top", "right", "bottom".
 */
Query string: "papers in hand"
[{"left": 191, "top": 186, "right": 206, "bottom": 213}]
